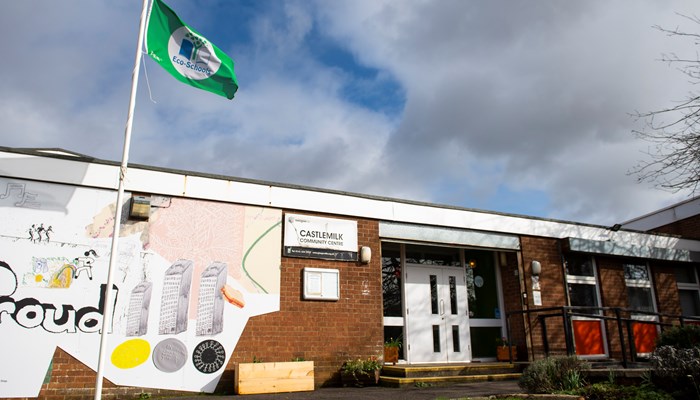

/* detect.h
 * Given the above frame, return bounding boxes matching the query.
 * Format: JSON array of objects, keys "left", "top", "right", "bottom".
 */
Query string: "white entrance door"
[{"left": 405, "top": 265, "right": 471, "bottom": 363}]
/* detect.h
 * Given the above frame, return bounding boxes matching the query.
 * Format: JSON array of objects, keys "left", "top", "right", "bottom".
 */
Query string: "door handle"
[{"left": 440, "top": 299, "right": 445, "bottom": 316}]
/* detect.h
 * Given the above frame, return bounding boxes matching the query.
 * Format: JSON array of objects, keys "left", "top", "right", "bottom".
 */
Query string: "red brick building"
[{"left": 1, "top": 147, "right": 699, "bottom": 399}]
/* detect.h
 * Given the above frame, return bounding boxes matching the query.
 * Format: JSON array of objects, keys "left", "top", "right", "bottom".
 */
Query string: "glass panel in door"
[{"left": 466, "top": 250, "right": 504, "bottom": 359}]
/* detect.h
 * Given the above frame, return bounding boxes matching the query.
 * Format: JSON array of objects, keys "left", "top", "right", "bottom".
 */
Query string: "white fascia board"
[
  {"left": 4, "top": 149, "right": 700, "bottom": 254},
  {"left": 0, "top": 152, "right": 118, "bottom": 188},
  {"left": 565, "top": 237, "right": 700, "bottom": 263},
  {"left": 268, "top": 186, "right": 394, "bottom": 218},
  {"left": 380, "top": 221, "right": 521, "bottom": 250},
  {"left": 125, "top": 168, "right": 188, "bottom": 196},
  {"left": 389, "top": 201, "right": 597, "bottom": 241},
  {"left": 178, "top": 175, "right": 271, "bottom": 206},
  {"left": 622, "top": 210, "right": 675, "bottom": 231},
  {"left": 623, "top": 197, "right": 700, "bottom": 231}
]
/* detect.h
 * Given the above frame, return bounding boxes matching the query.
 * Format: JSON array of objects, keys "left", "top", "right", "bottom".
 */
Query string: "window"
[
  {"left": 565, "top": 254, "right": 600, "bottom": 315},
  {"left": 675, "top": 265, "right": 700, "bottom": 317},
  {"left": 382, "top": 242, "right": 403, "bottom": 317},
  {"left": 623, "top": 263, "right": 655, "bottom": 313}
]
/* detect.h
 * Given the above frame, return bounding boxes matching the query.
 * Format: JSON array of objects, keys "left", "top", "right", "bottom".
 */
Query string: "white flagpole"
[{"left": 94, "top": 0, "right": 151, "bottom": 398}]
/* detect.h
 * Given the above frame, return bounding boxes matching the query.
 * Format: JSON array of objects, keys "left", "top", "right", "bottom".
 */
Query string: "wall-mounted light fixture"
[
  {"left": 531, "top": 260, "right": 542, "bottom": 276},
  {"left": 360, "top": 246, "right": 372, "bottom": 264},
  {"left": 468, "top": 259, "right": 477, "bottom": 269},
  {"left": 499, "top": 252, "right": 508, "bottom": 267}
]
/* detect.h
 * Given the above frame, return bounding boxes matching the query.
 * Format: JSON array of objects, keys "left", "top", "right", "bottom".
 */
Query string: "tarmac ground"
[{"left": 163, "top": 379, "right": 522, "bottom": 400}]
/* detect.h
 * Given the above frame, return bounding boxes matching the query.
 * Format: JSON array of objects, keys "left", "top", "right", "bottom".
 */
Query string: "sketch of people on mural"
[
  {"left": 73, "top": 250, "right": 98, "bottom": 280},
  {"left": 28, "top": 224, "right": 36, "bottom": 242},
  {"left": 27, "top": 224, "right": 55, "bottom": 243},
  {"left": 36, "top": 224, "right": 45, "bottom": 242}
]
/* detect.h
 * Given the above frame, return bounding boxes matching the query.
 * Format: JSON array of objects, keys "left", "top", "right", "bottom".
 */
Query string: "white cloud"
[{"left": 1, "top": 0, "right": 699, "bottom": 226}]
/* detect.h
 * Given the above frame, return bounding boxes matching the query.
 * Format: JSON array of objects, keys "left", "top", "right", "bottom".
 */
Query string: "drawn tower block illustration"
[
  {"left": 158, "top": 260, "right": 193, "bottom": 335},
  {"left": 196, "top": 262, "right": 227, "bottom": 336},
  {"left": 126, "top": 281, "right": 152, "bottom": 337}
]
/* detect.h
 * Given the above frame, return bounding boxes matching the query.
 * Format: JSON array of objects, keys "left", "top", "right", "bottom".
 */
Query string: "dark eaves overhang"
[{"left": 563, "top": 237, "right": 700, "bottom": 263}]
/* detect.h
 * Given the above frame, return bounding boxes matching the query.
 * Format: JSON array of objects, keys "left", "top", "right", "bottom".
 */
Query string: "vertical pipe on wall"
[{"left": 516, "top": 250, "right": 534, "bottom": 361}]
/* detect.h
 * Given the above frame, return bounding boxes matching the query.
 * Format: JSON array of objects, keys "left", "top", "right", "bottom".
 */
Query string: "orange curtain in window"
[
  {"left": 573, "top": 320, "right": 605, "bottom": 355},
  {"left": 632, "top": 322, "right": 658, "bottom": 354}
]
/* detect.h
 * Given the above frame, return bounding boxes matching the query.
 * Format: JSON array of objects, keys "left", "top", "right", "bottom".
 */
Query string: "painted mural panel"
[{"left": 0, "top": 178, "right": 282, "bottom": 397}]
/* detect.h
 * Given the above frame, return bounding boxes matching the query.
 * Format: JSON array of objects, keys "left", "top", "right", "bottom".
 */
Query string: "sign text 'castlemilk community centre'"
[{"left": 283, "top": 214, "right": 358, "bottom": 261}]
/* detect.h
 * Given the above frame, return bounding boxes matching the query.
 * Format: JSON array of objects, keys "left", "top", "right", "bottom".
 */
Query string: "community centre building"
[{"left": 1, "top": 146, "right": 700, "bottom": 398}]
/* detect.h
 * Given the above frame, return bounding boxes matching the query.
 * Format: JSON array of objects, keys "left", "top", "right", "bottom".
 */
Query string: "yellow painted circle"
[{"left": 111, "top": 339, "right": 151, "bottom": 369}]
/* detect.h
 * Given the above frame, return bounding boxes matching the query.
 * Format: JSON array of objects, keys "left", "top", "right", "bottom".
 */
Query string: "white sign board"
[
  {"left": 532, "top": 290, "right": 542, "bottom": 306},
  {"left": 283, "top": 214, "right": 358, "bottom": 261}
]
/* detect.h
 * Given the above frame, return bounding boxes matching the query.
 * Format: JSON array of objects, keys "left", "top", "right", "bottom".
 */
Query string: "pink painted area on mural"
[{"left": 147, "top": 198, "right": 246, "bottom": 316}]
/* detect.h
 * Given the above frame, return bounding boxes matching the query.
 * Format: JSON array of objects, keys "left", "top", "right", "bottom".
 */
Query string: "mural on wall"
[{"left": 0, "top": 178, "right": 282, "bottom": 398}]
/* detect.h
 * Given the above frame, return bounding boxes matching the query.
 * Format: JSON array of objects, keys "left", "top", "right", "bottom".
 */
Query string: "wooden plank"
[{"left": 235, "top": 361, "right": 314, "bottom": 395}]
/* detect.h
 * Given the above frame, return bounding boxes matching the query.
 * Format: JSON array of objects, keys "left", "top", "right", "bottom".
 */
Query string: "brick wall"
[
  {"left": 651, "top": 261, "right": 682, "bottom": 323},
  {"left": 597, "top": 257, "right": 685, "bottom": 358},
  {"left": 223, "top": 215, "right": 383, "bottom": 390},
  {"left": 499, "top": 251, "right": 526, "bottom": 360},
  {"left": 596, "top": 256, "right": 628, "bottom": 360},
  {"left": 652, "top": 214, "right": 700, "bottom": 240},
  {"left": 519, "top": 236, "right": 567, "bottom": 359},
  {"left": 34, "top": 348, "right": 192, "bottom": 400}
]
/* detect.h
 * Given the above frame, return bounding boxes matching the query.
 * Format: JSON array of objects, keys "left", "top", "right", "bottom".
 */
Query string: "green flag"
[{"left": 145, "top": 0, "right": 238, "bottom": 99}]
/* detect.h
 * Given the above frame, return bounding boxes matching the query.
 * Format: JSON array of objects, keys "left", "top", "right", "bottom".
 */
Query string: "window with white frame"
[
  {"left": 623, "top": 263, "right": 655, "bottom": 314},
  {"left": 675, "top": 265, "right": 700, "bottom": 317},
  {"left": 565, "top": 254, "right": 600, "bottom": 315}
]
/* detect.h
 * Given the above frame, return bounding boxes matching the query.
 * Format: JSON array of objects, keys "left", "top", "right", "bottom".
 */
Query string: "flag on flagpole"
[{"left": 145, "top": 0, "right": 238, "bottom": 99}]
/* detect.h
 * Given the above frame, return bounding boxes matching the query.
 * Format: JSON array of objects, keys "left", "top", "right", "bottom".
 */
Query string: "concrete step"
[
  {"left": 381, "top": 362, "right": 521, "bottom": 378},
  {"left": 379, "top": 372, "right": 522, "bottom": 388}
]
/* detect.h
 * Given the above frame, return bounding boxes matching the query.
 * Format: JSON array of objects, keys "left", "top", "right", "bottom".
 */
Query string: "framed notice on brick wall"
[
  {"left": 303, "top": 267, "right": 339, "bottom": 301},
  {"left": 283, "top": 214, "right": 358, "bottom": 261}
]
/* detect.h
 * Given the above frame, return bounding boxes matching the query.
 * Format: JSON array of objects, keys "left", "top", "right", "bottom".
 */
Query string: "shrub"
[
  {"left": 656, "top": 324, "right": 700, "bottom": 349},
  {"left": 518, "top": 355, "right": 589, "bottom": 393},
  {"left": 575, "top": 382, "right": 674, "bottom": 400},
  {"left": 341, "top": 357, "right": 381, "bottom": 378},
  {"left": 650, "top": 345, "right": 700, "bottom": 399}
]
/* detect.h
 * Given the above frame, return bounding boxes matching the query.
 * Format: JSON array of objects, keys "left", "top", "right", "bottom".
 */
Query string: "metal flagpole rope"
[{"left": 93, "top": 0, "right": 151, "bottom": 398}]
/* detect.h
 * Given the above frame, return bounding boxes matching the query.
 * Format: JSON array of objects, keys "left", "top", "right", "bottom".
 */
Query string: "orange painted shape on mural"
[
  {"left": 632, "top": 322, "right": 658, "bottom": 354},
  {"left": 573, "top": 320, "right": 605, "bottom": 355},
  {"left": 222, "top": 285, "right": 245, "bottom": 308}
]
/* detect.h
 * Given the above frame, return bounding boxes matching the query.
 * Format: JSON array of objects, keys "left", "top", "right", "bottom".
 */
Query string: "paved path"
[{"left": 165, "top": 379, "right": 521, "bottom": 399}]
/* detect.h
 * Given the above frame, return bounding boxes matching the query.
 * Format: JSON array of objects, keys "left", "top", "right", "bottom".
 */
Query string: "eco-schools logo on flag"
[{"left": 168, "top": 27, "right": 221, "bottom": 80}]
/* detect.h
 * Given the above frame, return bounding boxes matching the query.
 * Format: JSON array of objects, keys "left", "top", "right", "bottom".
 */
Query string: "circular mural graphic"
[
  {"left": 153, "top": 338, "right": 188, "bottom": 373},
  {"left": 192, "top": 339, "right": 225, "bottom": 374},
  {"left": 111, "top": 339, "right": 151, "bottom": 369}
]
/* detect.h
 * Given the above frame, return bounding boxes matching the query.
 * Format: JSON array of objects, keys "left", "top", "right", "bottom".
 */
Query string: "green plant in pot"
[
  {"left": 496, "top": 336, "right": 517, "bottom": 361},
  {"left": 383, "top": 337, "right": 401, "bottom": 365},
  {"left": 341, "top": 357, "right": 382, "bottom": 387}
]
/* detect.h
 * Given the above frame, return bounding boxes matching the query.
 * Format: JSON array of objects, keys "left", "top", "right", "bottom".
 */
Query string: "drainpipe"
[{"left": 516, "top": 250, "right": 534, "bottom": 361}]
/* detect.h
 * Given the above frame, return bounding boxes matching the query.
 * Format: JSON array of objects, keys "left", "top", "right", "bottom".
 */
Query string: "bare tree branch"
[{"left": 630, "top": 14, "right": 700, "bottom": 194}]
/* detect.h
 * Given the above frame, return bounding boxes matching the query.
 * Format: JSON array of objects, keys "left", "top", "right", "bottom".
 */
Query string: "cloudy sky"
[{"left": 2, "top": 1, "right": 699, "bottom": 226}]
